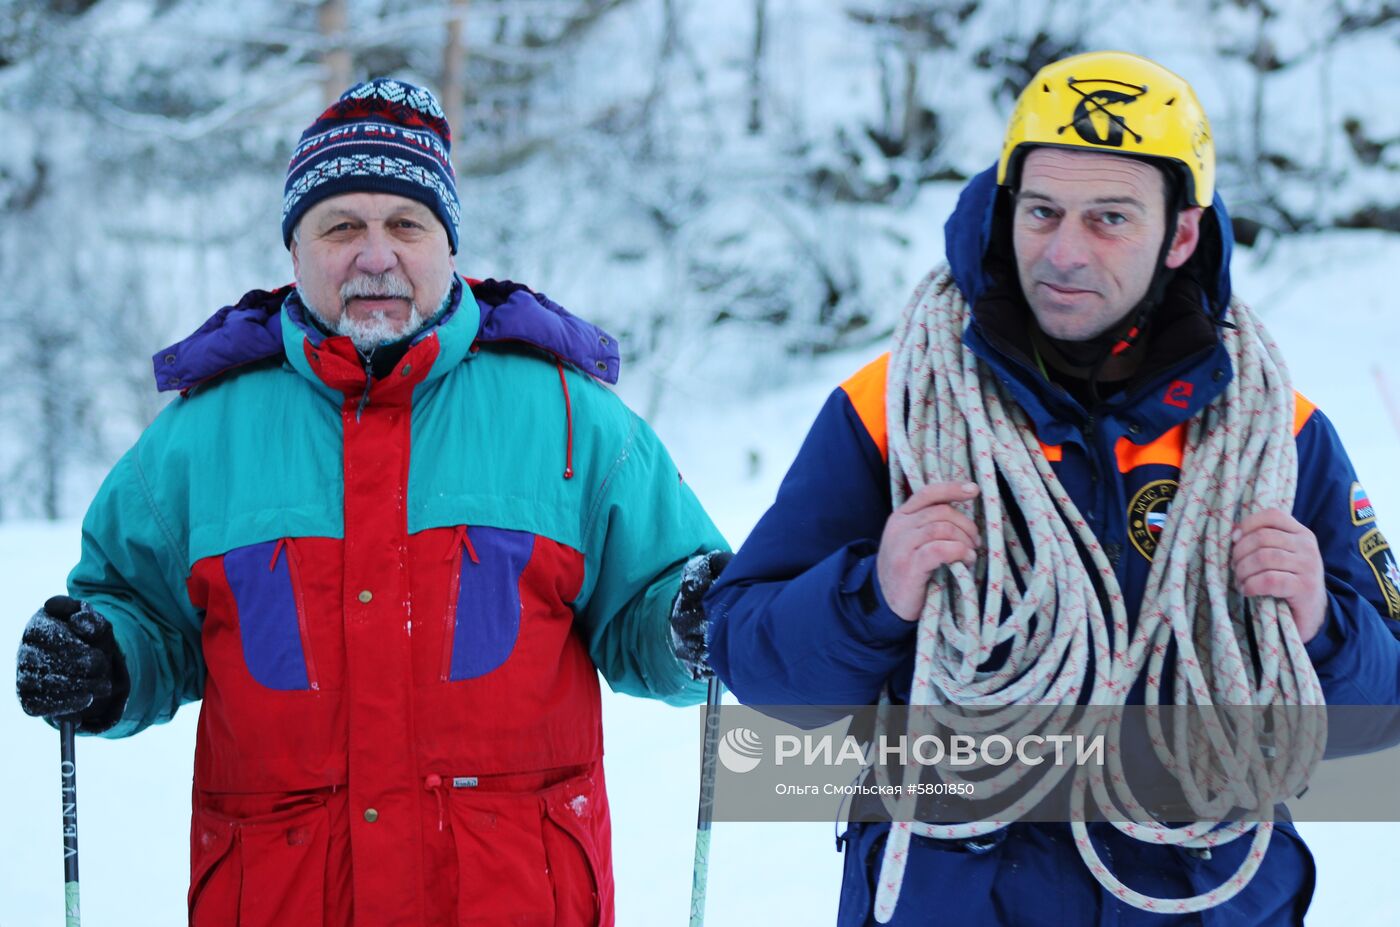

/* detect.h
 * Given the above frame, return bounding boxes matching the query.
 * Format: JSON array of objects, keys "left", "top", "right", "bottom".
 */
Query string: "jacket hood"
[
  {"left": 943, "top": 164, "right": 1235, "bottom": 316},
  {"left": 153, "top": 277, "right": 621, "bottom": 393}
]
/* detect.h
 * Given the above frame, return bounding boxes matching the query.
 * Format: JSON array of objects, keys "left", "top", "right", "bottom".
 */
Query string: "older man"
[
  {"left": 706, "top": 51, "right": 1400, "bottom": 925},
  {"left": 16, "top": 78, "right": 726, "bottom": 926}
]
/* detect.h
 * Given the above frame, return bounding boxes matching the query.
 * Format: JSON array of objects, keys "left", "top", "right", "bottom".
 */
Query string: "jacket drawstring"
[
  {"left": 451, "top": 524, "right": 479, "bottom": 564},
  {"left": 268, "top": 537, "right": 286, "bottom": 570},
  {"left": 1109, "top": 325, "right": 1141, "bottom": 356},
  {"left": 424, "top": 775, "right": 446, "bottom": 832},
  {"left": 555, "top": 358, "right": 575, "bottom": 480}
]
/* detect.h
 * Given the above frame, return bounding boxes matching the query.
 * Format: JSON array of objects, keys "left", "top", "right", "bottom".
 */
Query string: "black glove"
[
  {"left": 16, "top": 596, "right": 129, "bottom": 732},
  {"left": 669, "top": 550, "right": 733, "bottom": 681}
]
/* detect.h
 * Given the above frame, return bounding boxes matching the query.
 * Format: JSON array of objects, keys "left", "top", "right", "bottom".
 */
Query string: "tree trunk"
[
  {"left": 37, "top": 350, "right": 60, "bottom": 520},
  {"left": 747, "top": 0, "right": 767, "bottom": 134},
  {"left": 318, "top": 0, "right": 352, "bottom": 106},
  {"left": 30, "top": 327, "right": 64, "bottom": 521},
  {"left": 901, "top": 39, "right": 919, "bottom": 155},
  {"left": 441, "top": 0, "right": 470, "bottom": 171}
]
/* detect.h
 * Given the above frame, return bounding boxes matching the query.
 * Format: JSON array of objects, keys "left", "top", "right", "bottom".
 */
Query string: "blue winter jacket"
[{"left": 705, "top": 166, "right": 1400, "bottom": 926}]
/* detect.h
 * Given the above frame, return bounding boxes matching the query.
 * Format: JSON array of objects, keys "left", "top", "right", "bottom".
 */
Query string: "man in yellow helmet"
[{"left": 706, "top": 51, "right": 1400, "bottom": 924}]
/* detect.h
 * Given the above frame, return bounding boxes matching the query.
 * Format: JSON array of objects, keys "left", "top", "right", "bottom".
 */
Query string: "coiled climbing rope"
[{"left": 871, "top": 267, "right": 1326, "bottom": 921}]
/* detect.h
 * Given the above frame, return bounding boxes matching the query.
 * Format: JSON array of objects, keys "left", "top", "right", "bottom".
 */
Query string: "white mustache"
[{"left": 341, "top": 273, "right": 413, "bottom": 303}]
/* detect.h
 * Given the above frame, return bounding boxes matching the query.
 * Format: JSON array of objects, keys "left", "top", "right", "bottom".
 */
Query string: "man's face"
[
  {"left": 1012, "top": 147, "right": 1200, "bottom": 342},
  {"left": 291, "top": 192, "right": 455, "bottom": 348}
]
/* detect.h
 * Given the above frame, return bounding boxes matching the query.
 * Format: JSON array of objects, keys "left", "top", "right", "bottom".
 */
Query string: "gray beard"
[
  {"left": 303, "top": 278, "right": 454, "bottom": 353},
  {"left": 331, "top": 303, "right": 427, "bottom": 353}
]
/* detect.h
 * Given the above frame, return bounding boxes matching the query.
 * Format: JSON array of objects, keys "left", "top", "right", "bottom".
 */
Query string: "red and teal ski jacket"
[
  {"left": 706, "top": 167, "right": 1400, "bottom": 926},
  {"left": 69, "top": 276, "right": 725, "bottom": 927}
]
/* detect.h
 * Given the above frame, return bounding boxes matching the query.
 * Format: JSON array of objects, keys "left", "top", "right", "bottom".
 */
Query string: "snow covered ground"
[{"left": 3, "top": 230, "right": 1400, "bottom": 924}]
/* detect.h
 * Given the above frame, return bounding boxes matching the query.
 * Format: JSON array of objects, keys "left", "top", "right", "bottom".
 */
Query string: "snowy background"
[
  {"left": 1, "top": 0, "right": 1398, "bottom": 923},
  {"left": 4, "top": 232, "right": 1400, "bottom": 923}
]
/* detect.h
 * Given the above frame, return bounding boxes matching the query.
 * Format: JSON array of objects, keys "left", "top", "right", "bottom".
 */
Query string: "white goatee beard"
[
  {"left": 304, "top": 273, "right": 451, "bottom": 353},
  {"left": 333, "top": 304, "right": 426, "bottom": 353}
]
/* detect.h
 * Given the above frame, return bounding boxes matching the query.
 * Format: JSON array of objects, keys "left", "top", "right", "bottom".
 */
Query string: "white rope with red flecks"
[{"left": 870, "top": 267, "right": 1326, "bottom": 922}]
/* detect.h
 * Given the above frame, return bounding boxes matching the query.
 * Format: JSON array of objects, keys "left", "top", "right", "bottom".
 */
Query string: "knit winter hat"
[{"left": 282, "top": 78, "right": 461, "bottom": 253}]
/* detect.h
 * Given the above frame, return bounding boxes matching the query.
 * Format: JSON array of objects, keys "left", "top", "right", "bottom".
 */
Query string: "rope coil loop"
[{"left": 872, "top": 267, "right": 1325, "bottom": 923}]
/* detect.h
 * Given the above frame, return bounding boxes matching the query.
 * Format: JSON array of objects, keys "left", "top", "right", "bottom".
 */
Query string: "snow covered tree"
[{"left": 0, "top": 0, "right": 1394, "bottom": 513}]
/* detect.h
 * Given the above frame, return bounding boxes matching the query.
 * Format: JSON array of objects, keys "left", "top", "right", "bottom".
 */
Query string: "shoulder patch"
[
  {"left": 1359, "top": 528, "right": 1400, "bottom": 620},
  {"left": 1351, "top": 482, "right": 1377, "bottom": 526},
  {"left": 840, "top": 353, "right": 890, "bottom": 462}
]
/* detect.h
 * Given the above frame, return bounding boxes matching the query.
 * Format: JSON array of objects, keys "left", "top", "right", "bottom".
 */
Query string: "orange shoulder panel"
[
  {"left": 840, "top": 353, "right": 890, "bottom": 463},
  {"left": 840, "top": 375, "right": 1314, "bottom": 473},
  {"left": 1112, "top": 392, "right": 1316, "bottom": 473},
  {"left": 1293, "top": 391, "right": 1316, "bottom": 436}
]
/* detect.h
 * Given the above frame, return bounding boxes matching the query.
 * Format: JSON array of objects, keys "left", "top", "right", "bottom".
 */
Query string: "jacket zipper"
[
  {"left": 271, "top": 538, "right": 321, "bottom": 691},
  {"left": 439, "top": 526, "right": 480, "bottom": 682}
]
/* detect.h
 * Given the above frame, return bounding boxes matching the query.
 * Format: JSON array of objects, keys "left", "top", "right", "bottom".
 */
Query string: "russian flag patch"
[{"left": 1352, "top": 482, "right": 1376, "bottom": 525}]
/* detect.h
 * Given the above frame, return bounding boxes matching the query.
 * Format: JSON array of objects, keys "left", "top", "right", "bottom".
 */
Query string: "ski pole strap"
[{"left": 60, "top": 720, "right": 80, "bottom": 927}]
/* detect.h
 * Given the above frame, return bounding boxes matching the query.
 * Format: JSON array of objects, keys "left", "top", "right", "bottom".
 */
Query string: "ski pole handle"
[{"left": 60, "top": 720, "right": 80, "bottom": 927}]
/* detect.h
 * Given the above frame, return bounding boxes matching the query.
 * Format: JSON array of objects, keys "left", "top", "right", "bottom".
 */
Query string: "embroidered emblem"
[
  {"left": 1128, "top": 479, "right": 1178, "bottom": 560},
  {"left": 1359, "top": 528, "right": 1400, "bottom": 620},
  {"left": 1351, "top": 482, "right": 1376, "bottom": 526}
]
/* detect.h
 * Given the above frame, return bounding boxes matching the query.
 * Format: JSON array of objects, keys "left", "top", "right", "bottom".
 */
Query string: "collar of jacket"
[
  {"left": 941, "top": 164, "right": 1239, "bottom": 448},
  {"left": 152, "top": 275, "right": 621, "bottom": 396},
  {"left": 964, "top": 279, "right": 1233, "bottom": 449}
]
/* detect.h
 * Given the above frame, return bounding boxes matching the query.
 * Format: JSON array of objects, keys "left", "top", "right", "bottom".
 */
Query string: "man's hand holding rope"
[
  {"left": 1232, "top": 509, "right": 1327, "bottom": 644},
  {"left": 876, "top": 481, "right": 981, "bottom": 622}
]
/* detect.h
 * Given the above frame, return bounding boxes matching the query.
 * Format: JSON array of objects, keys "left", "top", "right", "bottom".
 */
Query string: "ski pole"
[
  {"left": 688, "top": 677, "right": 723, "bottom": 927},
  {"left": 60, "top": 720, "right": 80, "bottom": 927}
]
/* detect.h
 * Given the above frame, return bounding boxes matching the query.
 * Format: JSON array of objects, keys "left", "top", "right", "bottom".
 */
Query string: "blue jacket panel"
[{"left": 706, "top": 387, "right": 914, "bottom": 711}]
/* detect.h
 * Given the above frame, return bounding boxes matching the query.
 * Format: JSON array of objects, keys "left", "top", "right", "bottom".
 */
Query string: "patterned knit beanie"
[{"left": 282, "top": 78, "right": 461, "bottom": 253}]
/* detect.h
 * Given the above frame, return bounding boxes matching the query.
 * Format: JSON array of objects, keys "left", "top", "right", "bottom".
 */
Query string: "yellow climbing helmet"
[{"left": 997, "top": 51, "right": 1214, "bottom": 206}]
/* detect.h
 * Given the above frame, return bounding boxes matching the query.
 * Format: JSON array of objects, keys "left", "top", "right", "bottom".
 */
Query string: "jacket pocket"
[
  {"left": 838, "top": 823, "right": 1003, "bottom": 925},
  {"left": 440, "top": 525, "right": 534, "bottom": 682},
  {"left": 442, "top": 768, "right": 603, "bottom": 926},
  {"left": 542, "top": 783, "right": 606, "bottom": 926},
  {"left": 223, "top": 538, "right": 320, "bottom": 691},
  {"left": 189, "top": 798, "right": 330, "bottom": 927}
]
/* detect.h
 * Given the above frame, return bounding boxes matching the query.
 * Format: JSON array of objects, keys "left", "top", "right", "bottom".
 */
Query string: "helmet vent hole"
[
  {"left": 1041, "top": 83, "right": 1049, "bottom": 92},
  {"left": 1166, "top": 96, "right": 1177, "bottom": 106}
]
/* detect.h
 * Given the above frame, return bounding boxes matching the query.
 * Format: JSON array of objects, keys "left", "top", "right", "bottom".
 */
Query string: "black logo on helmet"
[{"left": 1059, "top": 78, "right": 1146, "bottom": 149}]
